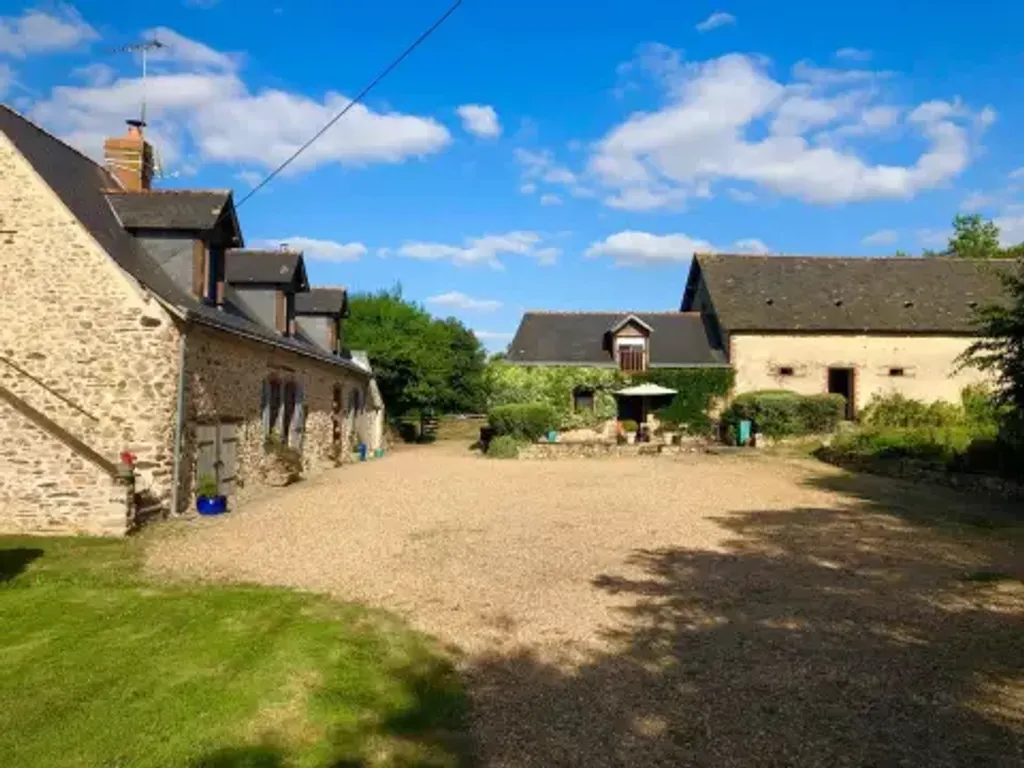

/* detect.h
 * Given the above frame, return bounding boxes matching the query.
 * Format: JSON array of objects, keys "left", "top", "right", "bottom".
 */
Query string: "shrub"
[
  {"left": 195, "top": 474, "right": 219, "bottom": 498},
  {"left": 860, "top": 392, "right": 963, "bottom": 428},
  {"left": 961, "top": 384, "right": 1002, "bottom": 430},
  {"left": 487, "top": 402, "right": 558, "bottom": 441},
  {"left": 486, "top": 435, "right": 521, "bottom": 459},
  {"left": 721, "top": 390, "right": 846, "bottom": 439},
  {"left": 620, "top": 419, "right": 639, "bottom": 433},
  {"left": 829, "top": 426, "right": 976, "bottom": 463},
  {"left": 795, "top": 394, "right": 847, "bottom": 433}
]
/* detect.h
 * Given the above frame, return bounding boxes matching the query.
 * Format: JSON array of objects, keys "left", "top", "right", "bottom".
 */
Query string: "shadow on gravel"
[{"left": 465, "top": 498, "right": 1024, "bottom": 767}]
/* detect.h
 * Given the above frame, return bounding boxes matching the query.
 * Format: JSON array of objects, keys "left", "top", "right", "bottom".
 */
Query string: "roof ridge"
[
  {"left": 105, "top": 188, "right": 233, "bottom": 197},
  {"left": 698, "top": 251, "right": 1009, "bottom": 263},
  {"left": 524, "top": 310, "right": 694, "bottom": 315}
]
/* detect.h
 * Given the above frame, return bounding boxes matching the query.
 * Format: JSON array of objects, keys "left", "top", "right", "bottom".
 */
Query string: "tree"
[
  {"left": 927, "top": 214, "right": 1016, "bottom": 259},
  {"left": 344, "top": 288, "right": 488, "bottom": 417},
  {"left": 961, "top": 261, "right": 1024, "bottom": 415}
]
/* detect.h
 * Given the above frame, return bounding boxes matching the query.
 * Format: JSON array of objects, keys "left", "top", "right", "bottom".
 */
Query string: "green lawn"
[{"left": 0, "top": 536, "right": 469, "bottom": 768}]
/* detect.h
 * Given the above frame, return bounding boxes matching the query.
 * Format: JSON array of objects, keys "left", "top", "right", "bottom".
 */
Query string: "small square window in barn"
[
  {"left": 889, "top": 368, "right": 906, "bottom": 377},
  {"left": 573, "top": 387, "right": 595, "bottom": 412},
  {"left": 777, "top": 366, "right": 795, "bottom": 377}
]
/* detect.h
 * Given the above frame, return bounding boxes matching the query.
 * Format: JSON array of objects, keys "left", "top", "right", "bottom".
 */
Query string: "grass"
[{"left": 0, "top": 537, "right": 469, "bottom": 768}]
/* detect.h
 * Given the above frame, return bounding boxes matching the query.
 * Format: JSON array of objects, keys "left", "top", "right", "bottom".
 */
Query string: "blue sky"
[{"left": 2, "top": 1, "right": 1023, "bottom": 349}]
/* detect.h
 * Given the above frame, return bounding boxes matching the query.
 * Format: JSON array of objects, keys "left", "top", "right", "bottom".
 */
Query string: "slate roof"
[
  {"left": 507, "top": 312, "right": 727, "bottom": 366},
  {"left": 295, "top": 287, "right": 347, "bottom": 316},
  {"left": 226, "top": 249, "right": 307, "bottom": 286},
  {"left": 0, "top": 105, "right": 365, "bottom": 376},
  {"left": 683, "top": 253, "right": 1012, "bottom": 334},
  {"left": 106, "top": 190, "right": 235, "bottom": 233}
]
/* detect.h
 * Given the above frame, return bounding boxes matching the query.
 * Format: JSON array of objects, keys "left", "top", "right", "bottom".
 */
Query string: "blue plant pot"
[{"left": 196, "top": 495, "right": 228, "bottom": 516}]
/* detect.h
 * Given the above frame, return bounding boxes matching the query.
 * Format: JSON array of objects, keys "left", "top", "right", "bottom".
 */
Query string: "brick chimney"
[{"left": 103, "top": 119, "right": 154, "bottom": 192}]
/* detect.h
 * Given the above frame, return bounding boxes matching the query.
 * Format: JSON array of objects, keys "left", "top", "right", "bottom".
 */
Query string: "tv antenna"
[{"left": 108, "top": 39, "right": 165, "bottom": 125}]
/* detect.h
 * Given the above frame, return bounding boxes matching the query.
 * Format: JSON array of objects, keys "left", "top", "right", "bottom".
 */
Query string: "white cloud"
[
  {"left": 995, "top": 215, "right": 1024, "bottom": 247},
  {"left": 0, "top": 7, "right": 97, "bottom": 58},
  {"left": 391, "top": 231, "right": 552, "bottom": 269},
  {"left": 29, "top": 28, "right": 451, "bottom": 176},
  {"left": 862, "top": 229, "right": 898, "bottom": 246},
  {"left": 835, "top": 47, "right": 872, "bottom": 62},
  {"left": 519, "top": 182, "right": 537, "bottom": 195},
  {"left": 539, "top": 193, "right": 562, "bottom": 206},
  {"left": 426, "top": 291, "right": 502, "bottom": 311},
  {"left": 71, "top": 62, "right": 115, "bottom": 87},
  {"left": 261, "top": 237, "right": 366, "bottom": 262},
  {"left": 917, "top": 228, "right": 949, "bottom": 248},
  {"left": 727, "top": 188, "right": 757, "bottom": 203},
  {"left": 584, "top": 231, "right": 714, "bottom": 266},
  {"left": 456, "top": 104, "right": 501, "bottom": 138},
  {"left": 696, "top": 12, "right": 736, "bottom": 33},
  {"left": 961, "top": 191, "right": 995, "bottom": 213},
  {"left": 473, "top": 330, "right": 514, "bottom": 342},
  {"left": 513, "top": 147, "right": 593, "bottom": 198},
  {"left": 0, "top": 62, "right": 12, "bottom": 99},
  {"left": 144, "top": 26, "right": 240, "bottom": 71},
  {"left": 733, "top": 238, "right": 771, "bottom": 254},
  {"left": 533, "top": 247, "right": 561, "bottom": 265},
  {"left": 587, "top": 50, "right": 991, "bottom": 210},
  {"left": 234, "top": 169, "right": 262, "bottom": 188},
  {"left": 604, "top": 186, "right": 687, "bottom": 211},
  {"left": 185, "top": 0, "right": 222, "bottom": 8},
  {"left": 1009, "top": 168, "right": 1024, "bottom": 180}
]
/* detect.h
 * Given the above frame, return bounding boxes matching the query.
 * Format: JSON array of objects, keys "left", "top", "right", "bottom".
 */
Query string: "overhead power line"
[{"left": 236, "top": 0, "right": 464, "bottom": 208}]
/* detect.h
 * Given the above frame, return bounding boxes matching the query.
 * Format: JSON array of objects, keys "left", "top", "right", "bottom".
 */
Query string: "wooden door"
[{"left": 195, "top": 421, "right": 238, "bottom": 496}]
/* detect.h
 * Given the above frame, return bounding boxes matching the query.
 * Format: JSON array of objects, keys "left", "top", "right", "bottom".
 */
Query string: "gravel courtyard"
[{"left": 149, "top": 444, "right": 1024, "bottom": 767}]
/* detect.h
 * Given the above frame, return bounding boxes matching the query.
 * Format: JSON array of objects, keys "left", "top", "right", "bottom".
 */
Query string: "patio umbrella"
[
  {"left": 614, "top": 383, "right": 678, "bottom": 397},
  {"left": 613, "top": 383, "right": 678, "bottom": 427}
]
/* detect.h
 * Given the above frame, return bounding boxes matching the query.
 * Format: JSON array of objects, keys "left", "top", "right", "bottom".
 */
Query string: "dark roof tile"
[
  {"left": 507, "top": 312, "right": 726, "bottom": 366},
  {"left": 684, "top": 253, "right": 1012, "bottom": 333},
  {"left": 106, "top": 190, "right": 232, "bottom": 231},
  {"left": 295, "top": 288, "right": 347, "bottom": 316},
  {"left": 226, "top": 249, "right": 306, "bottom": 286}
]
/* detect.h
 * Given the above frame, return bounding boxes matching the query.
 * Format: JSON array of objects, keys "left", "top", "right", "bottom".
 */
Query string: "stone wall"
[
  {"left": 0, "top": 131, "right": 180, "bottom": 536},
  {"left": 816, "top": 450, "right": 1024, "bottom": 501},
  {"left": 730, "top": 333, "right": 989, "bottom": 410},
  {"left": 519, "top": 439, "right": 707, "bottom": 460},
  {"left": 180, "top": 325, "right": 370, "bottom": 509}
]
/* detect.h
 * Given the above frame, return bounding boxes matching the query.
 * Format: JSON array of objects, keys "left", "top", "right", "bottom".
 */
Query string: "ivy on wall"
[{"left": 486, "top": 363, "right": 735, "bottom": 433}]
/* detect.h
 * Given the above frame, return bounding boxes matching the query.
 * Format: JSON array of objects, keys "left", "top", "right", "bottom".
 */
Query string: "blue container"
[
  {"left": 196, "top": 495, "right": 228, "bottom": 516},
  {"left": 738, "top": 419, "right": 753, "bottom": 446},
  {"left": 547, "top": 430, "right": 558, "bottom": 443},
  {"left": 358, "top": 443, "right": 368, "bottom": 461}
]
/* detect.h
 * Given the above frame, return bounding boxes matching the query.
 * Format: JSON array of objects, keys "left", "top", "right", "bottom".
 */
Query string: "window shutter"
[
  {"left": 260, "top": 379, "right": 270, "bottom": 439},
  {"left": 291, "top": 383, "right": 305, "bottom": 451}
]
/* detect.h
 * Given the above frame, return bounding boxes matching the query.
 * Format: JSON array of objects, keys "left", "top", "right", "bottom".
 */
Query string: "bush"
[
  {"left": 620, "top": 419, "right": 639, "bottom": 433},
  {"left": 829, "top": 426, "right": 982, "bottom": 466},
  {"left": 860, "top": 392, "right": 963, "bottom": 428},
  {"left": 487, "top": 402, "right": 558, "bottom": 441},
  {"left": 796, "top": 394, "right": 847, "bottom": 433},
  {"left": 721, "top": 390, "right": 844, "bottom": 438},
  {"left": 486, "top": 435, "right": 521, "bottom": 459}
]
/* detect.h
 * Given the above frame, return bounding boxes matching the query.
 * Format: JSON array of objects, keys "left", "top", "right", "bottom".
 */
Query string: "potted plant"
[
  {"left": 659, "top": 421, "right": 678, "bottom": 446},
  {"left": 620, "top": 419, "right": 639, "bottom": 445},
  {"left": 195, "top": 473, "right": 227, "bottom": 516}
]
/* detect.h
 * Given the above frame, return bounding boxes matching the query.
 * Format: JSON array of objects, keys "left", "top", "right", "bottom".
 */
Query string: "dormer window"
[
  {"left": 609, "top": 314, "right": 652, "bottom": 373},
  {"left": 617, "top": 337, "right": 647, "bottom": 372}
]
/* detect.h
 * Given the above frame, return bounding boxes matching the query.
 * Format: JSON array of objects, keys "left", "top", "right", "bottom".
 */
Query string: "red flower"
[{"left": 119, "top": 451, "right": 137, "bottom": 466}]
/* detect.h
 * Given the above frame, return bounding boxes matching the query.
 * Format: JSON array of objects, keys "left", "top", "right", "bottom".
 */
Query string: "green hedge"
[
  {"left": 487, "top": 403, "right": 558, "bottom": 441},
  {"left": 485, "top": 362, "right": 734, "bottom": 434},
  {"left": 486, "top": 435, "right": 522, "bottom": 459},
  {"left": 721, "top": 390, "right": 846, "bottom": 438}
]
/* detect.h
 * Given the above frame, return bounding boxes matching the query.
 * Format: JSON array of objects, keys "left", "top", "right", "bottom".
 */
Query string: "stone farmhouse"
[
  {"left": 0, "top": 106, "right": 381, "bottom": 537},
  {"left": 509, "top": 253, "right": 1008, "bottom": 420}
]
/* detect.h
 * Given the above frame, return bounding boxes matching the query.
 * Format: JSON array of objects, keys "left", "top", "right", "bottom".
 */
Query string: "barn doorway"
[{"left": 827, "top": 367, "right": 856, "bottom": 420}]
